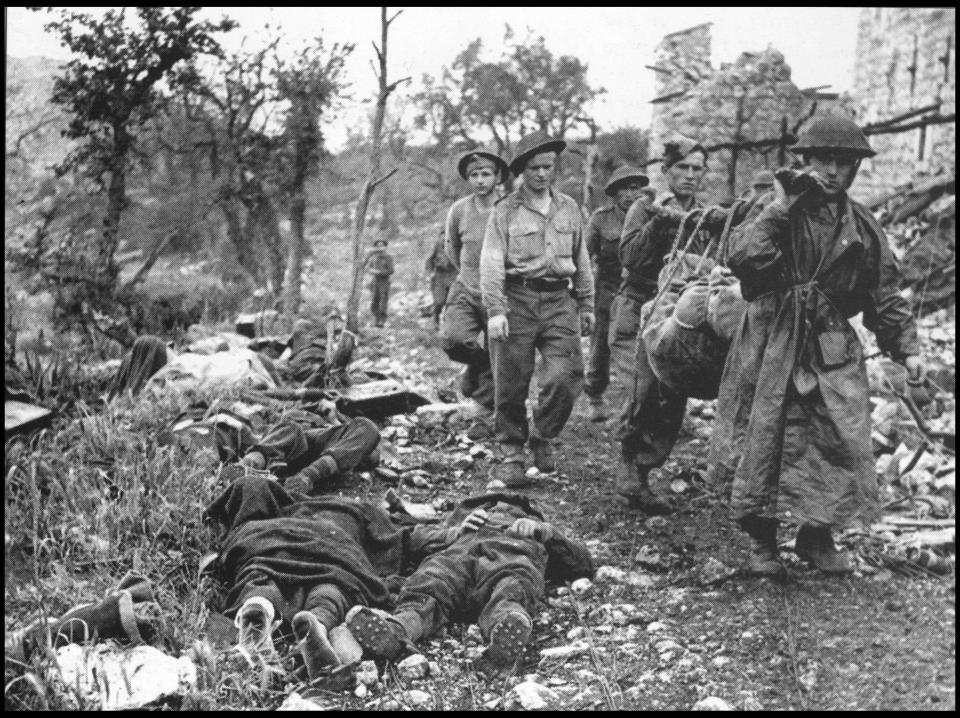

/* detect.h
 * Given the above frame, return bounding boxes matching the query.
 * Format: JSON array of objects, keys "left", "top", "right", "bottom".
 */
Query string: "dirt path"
[{"left": 350, "top": 317, "right": 955, "bottom": 711}]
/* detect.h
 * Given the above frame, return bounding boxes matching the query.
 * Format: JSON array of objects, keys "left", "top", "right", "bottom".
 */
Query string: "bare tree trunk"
[
  {"left": 345, "top": 7, "right": 408, "bottom": 333},
  {"left": 99, "top": 122, "right": 130, "bottom": 296},
  {"left": 285, "top": 189, "right": 306, "bottom": 317}
]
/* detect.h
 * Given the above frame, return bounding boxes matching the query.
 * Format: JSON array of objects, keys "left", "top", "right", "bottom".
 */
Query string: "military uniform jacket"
[
  {"left": 366, "top": 251, "right": 394, "bottom": 277},
  {"left": 585, "top": 204, "right": 626, "bottom": 288},
  {"left": 480, "top": 186, "right": 594, "bottom": 318},
  {"left": 710, "top": 193, "right": 919, "bottom": 527}
]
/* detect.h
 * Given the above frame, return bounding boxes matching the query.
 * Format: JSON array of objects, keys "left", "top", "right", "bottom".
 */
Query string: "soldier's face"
[
  {"left": 615, "top": 182, "right": 646, "bottom": 211},
  {"left": 665, "top": 152, "right": 707, "bottom": 199},
  {"left": 805, "top": 151, "right": 858, "bottom": 198},
  {"left": 468, "top": 166, "right": 497, "bottom": 196},
  {"left": 522, "top": 152, "right": 556, "bottom": 192}
]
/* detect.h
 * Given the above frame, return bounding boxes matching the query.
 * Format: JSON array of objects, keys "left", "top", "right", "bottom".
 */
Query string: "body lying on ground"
[
  {"left": 346, "top": 492, "right": 594, "bottom": 666},
  {"left": 203, "top": 474, "right": 463, "bottom": 678}
]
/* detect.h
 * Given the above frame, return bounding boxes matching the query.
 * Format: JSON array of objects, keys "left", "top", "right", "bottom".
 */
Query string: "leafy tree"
[
  {"left": 414, "top": 26, "right": 604, "bottom": 157},
  {"left": 274, "top": 40, "right": 353, "bottom": 315}
]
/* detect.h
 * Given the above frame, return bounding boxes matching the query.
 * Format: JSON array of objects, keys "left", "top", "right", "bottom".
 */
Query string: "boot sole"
[
  {"left": 346, "top": 608, "right": 406, "bottom": 661},
  {"left": 486, "top": 613, "right": 532, "bottom": 665}
]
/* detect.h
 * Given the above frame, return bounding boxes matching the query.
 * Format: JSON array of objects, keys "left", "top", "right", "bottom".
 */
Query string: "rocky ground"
[{"left": 4, "top": 295, "right": 955, "bottom": 711}]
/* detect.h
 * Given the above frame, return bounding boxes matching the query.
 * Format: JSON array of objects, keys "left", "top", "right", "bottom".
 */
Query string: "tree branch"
[{"left": 370, "top": 167, "right": 399, "bottom": 190}]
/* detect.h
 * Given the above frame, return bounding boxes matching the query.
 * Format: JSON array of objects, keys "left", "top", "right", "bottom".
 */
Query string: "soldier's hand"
[
  {"left": 905, "top": 355, "right": 925, "bottom": 381},
  {"left": 773, "top": 168, "right": 828, "bottom": 211},
  {"left": 488, "top": 314, "right": 509, "bottom": 341},
  {"left": 580, "top": 312, "right": 595, "bottom": 337},
  {"left": 508, "top": 518, "right": 554, "bottom": 541},
  {"left": 459, "top": 509, "right": 489, "bottom": 535}
]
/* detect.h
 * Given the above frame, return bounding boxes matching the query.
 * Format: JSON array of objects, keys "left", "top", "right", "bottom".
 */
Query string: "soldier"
[
  {"left": 583, "top": 166, "right": 650, "bottom": 422},
  {"left": 441, "top": 148, "right": 509, "bottom": 439},
  {"left": 480, "top": 131, "right": 594, "bottom": 486},
  {"left": 711, "top": 115, "right": 924, "bottom": 578},
  {"left": 613, "top": 135, "right": 708, "bottom": 513},
  {"left": 365, "top": 239, "right": 394, "bottom": 328},
  {"left": 424, "top": 226, "right": 457, "bottom": 329},
  {"left": 345, "top": 493, "right": 592, "bottom": 666},
  {"left": 742, "top": 169, "right": 775, "bottom": 201}
]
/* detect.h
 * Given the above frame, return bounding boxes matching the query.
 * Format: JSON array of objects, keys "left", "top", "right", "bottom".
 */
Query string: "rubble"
[
  {"left": 396, "top": 653, "right": 430, "bottom": 680},
  {"left": 404, "top": 689, "right": 432, "bottom": 707},
  {"left": 356, "top": 660, "right": 379, "bottom": 687},
  {"left": 508, "top": 680, "right": 560, "bottom": 710},
  {"left": 693, "top": 696, "right": 735, "bottom": 711}
]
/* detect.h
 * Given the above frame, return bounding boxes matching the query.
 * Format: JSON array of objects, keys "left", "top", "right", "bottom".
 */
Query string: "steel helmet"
[{"left": 792, "top": 115, "right": 875, "bottom": 158}]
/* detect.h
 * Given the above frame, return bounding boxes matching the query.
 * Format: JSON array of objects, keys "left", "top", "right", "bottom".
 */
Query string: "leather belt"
[{"left": 506, "top": 275, "right": 570, "bottom": 292}]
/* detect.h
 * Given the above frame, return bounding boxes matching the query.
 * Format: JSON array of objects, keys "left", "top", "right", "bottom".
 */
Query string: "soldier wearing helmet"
[{"left": 710, "top": 115, "right": 925, "bottom": 580}]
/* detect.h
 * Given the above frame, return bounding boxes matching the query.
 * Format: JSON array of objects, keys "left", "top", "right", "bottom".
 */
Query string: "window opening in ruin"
[{"left": 907, "top": 36, "right": 919, "bottom": 97}]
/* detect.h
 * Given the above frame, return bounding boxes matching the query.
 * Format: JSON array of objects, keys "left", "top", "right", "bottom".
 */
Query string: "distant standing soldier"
[
  {"left": 711, "top": 116, "right": 924, "bottom": 578},
  {"left": 425, "top": 225, "right": 457, "bottom": 328},
  {"left": 613, "top": 135, "right": 709, "bottom": 513},
  {"left": 442, "top": 148, "right": 508, "bottom": 439},
  {"left": 480, "top": 131, "right": 594, "bottom": 486},
  {"left": 742, "top": 169, "right": 775, "bottom": 201},
  {"left": 583, "top": 166, "right": 650, "bottom": 422},
  {"left": 365, "top": 238, "right": 394, "bottom": 328}
]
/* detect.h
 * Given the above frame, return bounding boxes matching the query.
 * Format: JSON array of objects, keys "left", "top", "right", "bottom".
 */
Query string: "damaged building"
[
  {"left": 648, "top": 23, "right": 842, "bottom": 203},
  {"left": 851, "top": 7, "right": 955, "bottom": 203}
]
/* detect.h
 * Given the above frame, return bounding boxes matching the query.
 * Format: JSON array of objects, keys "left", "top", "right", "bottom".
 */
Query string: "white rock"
[
  {"left": 693, "top": 696, "right": 735, "bottom": 711},
  {"left": 486, "top": 479, "right": 507, "bottom": 491},
  {"left": 570, "top": 577, "right": 593, "bottom": 596},
  {"left": 354, "top": 684, "right": 368, "bottom": 699},
  {"left": 647, "top": 621, "right": 668, "bottom": 633},
  {"left": 397, "top": 653, "right": 430, "bottom": 680},
  {"left": 405, "top": 689, "right": 432, "bottom": 707},
  {"left": 509, "top": 680, "right": 559, "bottom": 710},
  {"left": 566, "top": 626, "right": 585, "bottom": 640},
  {"left": 356, "top": 660, "right": 379, "bottom": 687},
  {"left": 626, "top": 571, "right": 657, "bottom": 589},
  {"left": 594, "top": 565, "right": 626, "bottom": 583},
  {"left": 712, "top": 656, "right": 732, "bottom": 669},
  {"left": 428, "top": 661, "right": 441, "bottom": 677},
  {"left": 278, "top": 692, "right": 327, "bottom": 711},
  {"left": 53, "top": 644, "right": 196, "bottom": 711},
  {"left": 539, "top": 640, "right": 589, "bottom": 660}
]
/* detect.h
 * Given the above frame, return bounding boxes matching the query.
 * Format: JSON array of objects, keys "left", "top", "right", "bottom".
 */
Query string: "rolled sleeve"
[{"left": 480, "top": 208, "right": 509, "bottom": 317}]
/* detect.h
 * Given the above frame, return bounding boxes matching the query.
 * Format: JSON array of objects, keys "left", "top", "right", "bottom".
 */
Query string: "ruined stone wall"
[
  {"left": 649, "top": 25, "right": 819, "bottom": 204},
  {"left": 851, "top": 7, "right": 956, "bottom": 201}
]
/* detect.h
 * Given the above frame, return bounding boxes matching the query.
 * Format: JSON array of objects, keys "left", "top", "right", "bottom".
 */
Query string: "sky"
[{"left": 5, "top": 6, "right": 862, "bottom": 149}]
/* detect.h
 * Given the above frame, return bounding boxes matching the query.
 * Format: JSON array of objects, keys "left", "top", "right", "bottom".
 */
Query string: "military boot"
[
  {"left": 615, "top": 460, "right": 670, "bottom": 514},
  {"left": 292, "top": 611, "right": 341, "bottom": 680},
  {"left": 492, "top": 447, "right": 529, "bottom": 488},
  {"left": 529, "top": 437, "right": 556, "bottom": 474},
  {"left": 234, "top": 596, "right": 280, "bottom": 662},
  {"left": 740, "top": 517, "right": 786, "bottom": 580},
  {"left": 794, "top": 525, "right": 853, "bottom": 574},
  {"left": 345, "top": 606, "right": 415, "bottom": 661},
  {"left": 486, "top": 609, "right": 533, "bottom": 666},
  {"left": 587, "top": 396, "right": 609, "bottom": 423}
]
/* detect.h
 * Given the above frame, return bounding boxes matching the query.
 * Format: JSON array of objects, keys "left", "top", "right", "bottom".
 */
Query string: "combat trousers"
[
  {"left": 607, "top": 292, "right": 648, "bottom": 387},
  {"left": 236, "top": 574, "right": 351, "bottom": 630},
  {"left": 252, "top": 418, "right": 381, "bottom": 480},
  {"left": 391, "top": 531, "right": 546, "bottom": 642},
  {"left": 370, "top": 277, "right": 391, "bottom": 326},
  {"left": 616, "top": 326, "right": 688, "bottom": 470},
  {"left": 441, "top": 282, "right": 494, "bottom": 411},
  {"left": 584, "top": 277, "right": 618, "bottom": 398},
  {"left": 431, "top": 275, "right": 454, "bottom": 325},
  {"left": 489, "top": 284, "right": 584, "bottom": 449}
]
